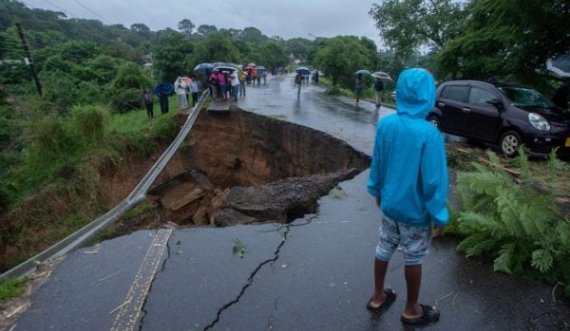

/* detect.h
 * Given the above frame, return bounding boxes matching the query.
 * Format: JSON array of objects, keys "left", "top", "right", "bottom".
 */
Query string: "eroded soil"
[
  {"left": 0, "top": 108, "right": 370, "bottom": 271},
  {"left": 146, "top": 108, "right": 370, "bottom": 228}
]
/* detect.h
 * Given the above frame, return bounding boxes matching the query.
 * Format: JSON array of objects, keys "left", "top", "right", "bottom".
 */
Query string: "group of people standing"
[
  {"left": 142, "top": 75, "right": 200, "bottom": 120},
  {"left": 208, "top": 69, "right": 243, "bottom": 102},
  {"left": 245, "top": 66, "right": 267, "bottom": 86},
  {"left": 355, "top": 74, "right": 385, "bottom": 108}
]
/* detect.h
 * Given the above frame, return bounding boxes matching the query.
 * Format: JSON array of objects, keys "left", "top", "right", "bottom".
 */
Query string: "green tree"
[
  {"left": 238, "top": 27, "right": 267, "bottom": 43},
  {"left": 178, "top": 19, "right": 195, "bottom": 37},
  {"left": 152, "top": 30, "right": 194, "bottom": 82},
  {"left": 285, "top": 38, "right": 313, "bottom": 64},
  {"left": 191, "top": 31, "right": 241, "bottom": 66},
  {"left": 259, "top": 41, "right": 288, "bottom": 73},
  {"left": 369, "top": 0, "right": 469, "bottom": 61},
  {"left": 196, "top": 24, "right": 217, "bottom": 37},
  {"left": 437, "top": 0, "right": 570, "bottom": 84},
  {"left": 109, "top": 62, "right": 152, "bottom": 113},
  {"left": 314, "top": 36, "right": 377, "bottom": 87},
  {"left": 130, "top": 23, "right": 151, "bottom": 36}
]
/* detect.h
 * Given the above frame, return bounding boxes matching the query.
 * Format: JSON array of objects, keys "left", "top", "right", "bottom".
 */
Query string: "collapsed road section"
[{"left": 143, "top": 107, "right": 371, "bottom": 229}]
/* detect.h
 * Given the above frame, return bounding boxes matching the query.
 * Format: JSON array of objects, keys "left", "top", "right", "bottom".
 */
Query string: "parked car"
[{"left": 427, "top": 80, "right": 570, "bottom": 158}]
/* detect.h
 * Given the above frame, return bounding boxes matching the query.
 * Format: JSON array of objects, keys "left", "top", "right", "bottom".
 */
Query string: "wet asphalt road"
[{"left": 12, "top": 75, "right": 570, "bottom": 331}]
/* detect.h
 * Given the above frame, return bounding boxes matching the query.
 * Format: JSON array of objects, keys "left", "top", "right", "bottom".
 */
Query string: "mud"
[{"left": 147, "top": 108, "right": 370, "bottom": 227}]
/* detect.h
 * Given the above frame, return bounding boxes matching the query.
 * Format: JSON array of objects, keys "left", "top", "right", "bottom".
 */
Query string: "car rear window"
[{"left": 440, "top": 85, "right": 468, "bottom": 102}]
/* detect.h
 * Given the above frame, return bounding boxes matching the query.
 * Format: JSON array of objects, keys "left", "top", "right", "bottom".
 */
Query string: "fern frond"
[
  {"left": 457, "top": 232, "right": 492, "bottom": 257},
  {"left": 531, "top": 249, "right": 554, "bottom": 273},
  {"left": 465, "top": 238, "right": 498, "bottom": 257},
  {"left": 494, "top": 243, "right": 515, "bottom": 274},
  {"left": 457, "top": 211, "right": 497, "bottom": 234}
]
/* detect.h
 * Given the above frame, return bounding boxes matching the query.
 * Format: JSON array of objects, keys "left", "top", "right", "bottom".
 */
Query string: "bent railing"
[{"left": 0, "top": 89, "right": 210, "bottom": 281}]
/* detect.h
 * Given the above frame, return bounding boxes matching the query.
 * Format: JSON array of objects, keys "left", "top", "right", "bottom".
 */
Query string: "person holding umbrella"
[
  {"left": 355, "top": 74, "right": 364, "bottom": 106},
  {"left": 154, "top": 82, "right": 173, "bottom": 115},
  {"left": 374, "top": 77, "right": 384, "bottom": 108}
]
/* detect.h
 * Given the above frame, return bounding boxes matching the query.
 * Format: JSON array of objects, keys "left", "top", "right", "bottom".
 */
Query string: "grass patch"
[
  {"left": 328, "top": 187, "right": 346, "bottom": 199},
  {"left": 0, "top": 278, "right": 24, "bottom": 301},
  {"left": 267, "top": 114, "right": 288, "bottom": 121},
  {"left": 122, "top": 200, "right": 154, "bottom": 220},
  {"left": 320, "top": 77, "right": 396, "bottom": 107}
]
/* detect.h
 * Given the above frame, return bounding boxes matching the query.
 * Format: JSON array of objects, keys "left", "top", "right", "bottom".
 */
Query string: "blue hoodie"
[{"left": 367, "top": 68, "right": 448, "bottom": 227}]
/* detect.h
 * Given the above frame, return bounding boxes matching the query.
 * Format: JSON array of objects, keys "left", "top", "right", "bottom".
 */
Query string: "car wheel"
[
  {"left": 499, "top": 131, "right": 521, "bottom": 157},
  {"left": 427, "top": 114, "right": 440, "bottom": 128}
]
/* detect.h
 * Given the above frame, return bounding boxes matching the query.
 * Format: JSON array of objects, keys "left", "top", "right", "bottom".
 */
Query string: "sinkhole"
[{"left": 146, "top": 108, "right": 371, "bottom": 227}]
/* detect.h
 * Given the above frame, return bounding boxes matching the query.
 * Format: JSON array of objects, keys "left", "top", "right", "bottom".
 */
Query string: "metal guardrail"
[{"left": 0, "top": 89, "right": 210, "bottom": 281}]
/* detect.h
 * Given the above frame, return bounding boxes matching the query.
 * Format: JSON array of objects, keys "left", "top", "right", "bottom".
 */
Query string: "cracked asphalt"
[{"left": 11, "top": 75, "right": 570, "bottom": 331}]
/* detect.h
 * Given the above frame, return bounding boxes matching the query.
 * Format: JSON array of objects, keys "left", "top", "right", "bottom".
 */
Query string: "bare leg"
[
  {"left": 402, "top": 264, "right": 423, "bottom": 317},
  {"left": 369, "top": 258, "right": 389, "bottom": 307}
]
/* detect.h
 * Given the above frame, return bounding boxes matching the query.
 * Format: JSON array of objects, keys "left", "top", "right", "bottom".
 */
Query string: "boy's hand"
[{"left": 432, "top": 227, "right": 444, "bottom": 239}]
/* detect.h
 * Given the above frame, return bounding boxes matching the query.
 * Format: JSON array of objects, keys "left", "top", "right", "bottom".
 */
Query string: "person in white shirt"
[
  {"left": 174, "top": 76, "right": 188, "bottom": 109},
  {"left": 189, "top": 78, "right": 200, "bottom": 107},
  {"left": 229, "top": 71, "right": 240, "bottom": 102}
]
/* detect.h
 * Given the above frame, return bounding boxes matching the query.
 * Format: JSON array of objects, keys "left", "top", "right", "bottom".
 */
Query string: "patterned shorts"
[{"left": 375, "top": 212, "right": 431, "bottom": 265}]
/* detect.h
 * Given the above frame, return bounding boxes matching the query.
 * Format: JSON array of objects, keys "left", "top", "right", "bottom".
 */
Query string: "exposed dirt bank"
[{"left": 0, "top": 108, "right": 370, "bottom": 271}]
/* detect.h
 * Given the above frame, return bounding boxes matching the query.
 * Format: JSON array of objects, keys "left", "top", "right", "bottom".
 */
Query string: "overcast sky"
[{"left": 20, "top": 0, "right": 383, "bottom": 47}]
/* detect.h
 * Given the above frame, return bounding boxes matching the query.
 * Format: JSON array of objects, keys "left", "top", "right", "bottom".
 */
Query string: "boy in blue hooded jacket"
[{"left": 366, "top": 68, "right": 448, "bottom": 325}]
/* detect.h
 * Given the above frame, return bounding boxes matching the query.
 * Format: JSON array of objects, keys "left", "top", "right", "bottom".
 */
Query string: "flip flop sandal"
[
  {"left": 366, "top": 289, "right": 397, "bottom": 313},
  {"left": 401, "top": 304, "right": 440, "bottom": 325}
]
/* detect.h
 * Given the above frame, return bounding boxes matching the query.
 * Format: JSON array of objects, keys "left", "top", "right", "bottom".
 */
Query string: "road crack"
[{"left": 203, "top": 225, "right": 292, "bottom": 331}]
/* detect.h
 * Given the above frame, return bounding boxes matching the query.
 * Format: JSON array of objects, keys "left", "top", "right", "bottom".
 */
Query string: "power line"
[
  {"left": 71, "top": 0, "right": 110, "bottom": 24},
  {"left": 41, "top": 0, "right": 75, "bottom": 17}
]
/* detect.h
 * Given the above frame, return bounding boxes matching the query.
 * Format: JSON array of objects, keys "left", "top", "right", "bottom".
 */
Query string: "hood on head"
[{"left": 396, "top": 68, "right": 436, "bottom": 119}]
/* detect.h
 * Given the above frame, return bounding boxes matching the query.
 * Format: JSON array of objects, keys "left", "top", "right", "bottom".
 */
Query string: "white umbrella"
[
  {"left": 355, "top": 69, "right": 371, "bottom": 76},
  {"left": 547, "top": 53, "right": 570, "bottom": 78},
  {"left": 371, "top": 71, "right": 393, "bottom": 81}
]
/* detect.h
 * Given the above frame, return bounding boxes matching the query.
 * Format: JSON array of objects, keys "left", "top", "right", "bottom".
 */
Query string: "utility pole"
[{"left": 15, "top": 23, "right": 42, "bottom": 96}]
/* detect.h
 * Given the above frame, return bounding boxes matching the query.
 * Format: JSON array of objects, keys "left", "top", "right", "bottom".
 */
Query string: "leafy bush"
[
  {"left": 109, "top": 88, "right": 143, "bottom": 114},
  {"left": 38, "top": 70, "right": 78, "bottom": 114},
  {"left": 109, "top": 62, "right": 152, "bottom": 113},
  {"left": 455, "top": 149, "right": 570, "bottom": 297},
  {"left": 71, "top": 105, "right": 108, "bottom": 145}
]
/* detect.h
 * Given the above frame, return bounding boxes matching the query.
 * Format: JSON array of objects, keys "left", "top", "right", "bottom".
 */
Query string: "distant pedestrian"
[
  {"left": 314, "top": 71, "right": 319, "bottom": 85},
  {"left": 217, "top": 70, "right": 228, "bottom": 100},
  {"left": 366, "top": 68, "right": 448, "bottom": 326},
  {"left": 208, "top": 69, "right": 219, "bottom": 99},
  {"left": 190, "top": 78, "right": 200, "bottom": 107},
  {"left": 174, "top": 76, "right": 188, "bottom": 109},
  {"left": 374, "top": 78, "right": 384, "bottom": 108},
  {"left": 154, "top": 83, "right": 172, "bottom": 115},
  {"left": 294, "top": 72, "right": 303, "bottom": 98},
  {"left": 262, "top": 71, "right": 267, "bottom": 85},
  {"left": 247, "top": 67, "right": 252, "bottom": 85},
  {"left": 252, "top": 67, "right": 258, "bottom": 86},
  {"left": 355, "top": 74, "right": 364, "bottom": 106},
  {"left": 239, "top": 70, "right": 247, "bottom": 97},
  {"left": 142, "top": 88, "right": 154, "bottom": 119},
  {"left": 229, "top": 70, "right": 240, "bottom": 102}
]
